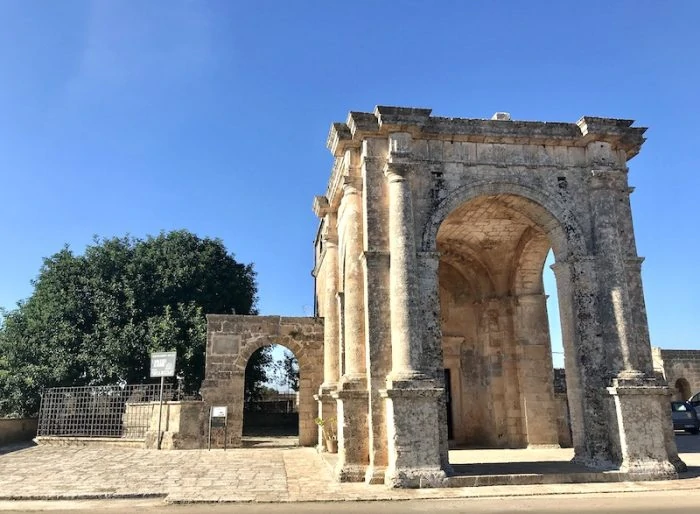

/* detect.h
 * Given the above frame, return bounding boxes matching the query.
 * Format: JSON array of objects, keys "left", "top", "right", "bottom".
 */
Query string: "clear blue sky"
[{"left": 1, "top": 1, "right": 698, "bottom": 364}]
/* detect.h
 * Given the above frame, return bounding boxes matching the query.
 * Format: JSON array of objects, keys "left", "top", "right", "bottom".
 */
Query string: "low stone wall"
[
  {"left": 0, "top": 418, "right": 38, "bottom": 446},
  {"left": 143, "top": 401, "right": 206, "bottom": 449}
]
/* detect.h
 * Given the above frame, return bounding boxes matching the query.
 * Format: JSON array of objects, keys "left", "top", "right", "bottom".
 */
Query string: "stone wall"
[
  {"left": 200, "top": 315, "right": 324, "bottom": 448},
  {"left": 142, "top": 401, "right": 205, "bottom": 449},
  {"left": 653, "top": 348, "right": 700, "bottom": 401},
  {"left": 0, "top": 418, "right": 37, "bottom": 446}
]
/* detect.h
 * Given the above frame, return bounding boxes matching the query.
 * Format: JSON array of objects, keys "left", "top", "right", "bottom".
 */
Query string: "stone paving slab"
[{"left": 0, "top": 443, "right": 699, "bottom": 504}]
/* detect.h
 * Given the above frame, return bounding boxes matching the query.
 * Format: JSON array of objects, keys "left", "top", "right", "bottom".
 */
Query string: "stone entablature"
[{"left": 313, "top": 106, "right": 682, "bottom": 487}]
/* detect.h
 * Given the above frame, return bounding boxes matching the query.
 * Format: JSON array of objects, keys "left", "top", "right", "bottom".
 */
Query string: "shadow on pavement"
[
  {"left": 0, "top": 441, "right": 36, "bottom": 456},
  {"left": 675, "top": 433, "right": 700, "bottom": 453},
  {"left": 450, "top": 460, "right": 592, "bottom": 476},
  {"left": 241, "top": 436, "right": 299, "bottom": 449}
]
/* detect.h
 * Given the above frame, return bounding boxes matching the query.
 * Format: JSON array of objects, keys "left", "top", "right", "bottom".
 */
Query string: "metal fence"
[
  {"left": 37, "top": 383, "right": 173, "bottom": 439},
  {"left": 245, "top": 392, "right": 298, "bottom": 414}
]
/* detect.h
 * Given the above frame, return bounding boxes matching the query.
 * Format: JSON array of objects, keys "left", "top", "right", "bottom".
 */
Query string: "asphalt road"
[{"left": 0, "top": 490, "right": 698, "bottom": 514}]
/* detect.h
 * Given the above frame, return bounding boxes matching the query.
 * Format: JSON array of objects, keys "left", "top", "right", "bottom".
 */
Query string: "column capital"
[
  {"left": 384, "top": 132, "right": 414, "bottom": 179},
  {"left": 384, "top": 161, "right": 412, "bottom": 179},
  {"left": 342, "top": 175, "right": 363, "bottom": 196},
  {"left": 515, "top": 292, "right": 548, "bottom": 304},
  {"left": 550, "top": 255, "right": 597, "bottom": 274},
  {"left": 625, "top": 256, "right": 645, "bottom": 271},
  {"left": 320, "top": 224, "right": 338, "bottom": 247},
  {"left": 360, "top": 251, "right": 389, "bottom": 269}
]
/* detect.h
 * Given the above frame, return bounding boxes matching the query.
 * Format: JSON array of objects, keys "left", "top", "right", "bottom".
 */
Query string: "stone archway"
[
  {"left": 200, "top": 315, "right": 324, "bottom": 447},
  {"left": 675, "top": 378, "right": 691, "bottom": 401},
  {"left": 434, "top": 192, "right": 567, "bottom": 450},
  {"left": 314, "top": 106, "right": 683, "bottom": 487}
]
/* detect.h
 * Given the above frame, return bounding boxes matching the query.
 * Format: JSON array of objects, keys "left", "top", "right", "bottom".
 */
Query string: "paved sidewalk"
[{"left": 0, "top": 441, "right": 699, "bottom": 504}]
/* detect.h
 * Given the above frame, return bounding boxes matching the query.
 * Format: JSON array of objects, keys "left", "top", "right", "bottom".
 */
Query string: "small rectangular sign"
[
  {"left": 211, "top": 406, "right": 228, "bottom": 418},
  {"left": 150, "top": 351, "right": 177, "bottom": 378}
]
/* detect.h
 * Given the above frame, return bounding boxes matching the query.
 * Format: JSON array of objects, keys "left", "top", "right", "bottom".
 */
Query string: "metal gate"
[{"left": 37, "top": 383, "right": 172, "bottom": 439}]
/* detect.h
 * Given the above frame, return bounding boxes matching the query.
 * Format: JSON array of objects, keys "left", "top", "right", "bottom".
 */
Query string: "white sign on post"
[
  {"left": 211, "top": 406, "right": 228, "bottom": 418},
  {"left": 209, "top": 405, "right": 229, "bottom": 450},
  {"left": 150, "top": 351, "right": 177, "bottom": 378},
  {"left": 150, "top": 350, "right": 177, "bottom": 450}
]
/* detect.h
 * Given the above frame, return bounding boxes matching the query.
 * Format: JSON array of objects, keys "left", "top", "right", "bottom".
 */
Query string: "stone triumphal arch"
[{"left": 312, "top": 106, "right": 683, "bottom": 487}]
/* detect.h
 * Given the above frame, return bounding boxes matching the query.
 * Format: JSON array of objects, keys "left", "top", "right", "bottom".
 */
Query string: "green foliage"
[
  {"left": 243, "top": 346, "right": 274, "bottom": 406},
  {"left": 278, "top": 349, "right": 299, "bottom": 392},
  {"left": 0, "top": 230, "right": 257, "bottom": 417}
]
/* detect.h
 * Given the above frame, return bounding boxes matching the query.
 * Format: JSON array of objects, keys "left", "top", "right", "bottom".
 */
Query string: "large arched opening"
[
  {"left": 674, "top": 378, "right": 691, "bottom": 401},
  {"left": 242, "top": 344, "right": 300, "bottom": 446},
  {"left": 426, "top": 186, "right": 589, "bottom": 472},
  {"left": 201, "top": 315, "right": 324, "bottom": 449}
]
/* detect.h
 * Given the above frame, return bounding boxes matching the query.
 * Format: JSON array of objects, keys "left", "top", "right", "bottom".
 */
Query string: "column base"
[
  {"left": 332, "top": 382, "right": 369, "bottom": 482},
  {"left": 364, "top": 464, "right": 386, "bottom": 485},
  {"left": 314, "top": 383, "right": 338, "bottom": 452},
  {"left": 607, "top": 380, "right": 683, "bottom": 478},
  {"left": 381, "top": 377, "right": 449, "bottom": 488}
]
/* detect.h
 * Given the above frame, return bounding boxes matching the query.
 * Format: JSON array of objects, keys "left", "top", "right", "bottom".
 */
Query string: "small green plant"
[{"left": 315, "top": 416, "right": 337, "bottom": 442}]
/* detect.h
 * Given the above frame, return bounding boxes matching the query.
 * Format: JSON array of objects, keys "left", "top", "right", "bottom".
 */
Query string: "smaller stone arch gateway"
[
  {"left": 200, "top": 316, "right": 324, "bottom": 447},
  {"left": 312, "top": 106, "right": 684, "bottom": 487}
]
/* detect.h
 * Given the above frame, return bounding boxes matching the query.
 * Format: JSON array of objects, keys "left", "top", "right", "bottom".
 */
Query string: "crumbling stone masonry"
[{"left": 312, "top": 106, "right": 683, "bottom": 487}]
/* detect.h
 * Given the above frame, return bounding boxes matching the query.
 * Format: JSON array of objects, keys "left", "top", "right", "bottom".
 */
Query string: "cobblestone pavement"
[{"left": 0, "top": 439, "right": 699, "bottom": 504}]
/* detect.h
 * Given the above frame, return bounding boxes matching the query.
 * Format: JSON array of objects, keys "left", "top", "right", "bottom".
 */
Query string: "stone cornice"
[
  {"left": 326, "top": 106, "right": 647, "bottom": 160},
  {"left": 312, "top": 195, "right": 330, "bottom": 218}
]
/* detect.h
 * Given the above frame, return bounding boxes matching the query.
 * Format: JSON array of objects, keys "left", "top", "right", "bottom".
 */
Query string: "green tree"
[
  {"left": 243, "top": 346, "right": 274, "bottom": 406},
  {"left": 0, "top": 230, "right": 258, "bottom": 417}
]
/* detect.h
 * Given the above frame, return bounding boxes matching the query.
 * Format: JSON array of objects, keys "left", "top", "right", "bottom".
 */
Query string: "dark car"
[
  {"left": 671, "top": 401, "right": 700, "bottom": 434},
  {"left": 690, "top": 391, "right": 700, "bottom": 410}
]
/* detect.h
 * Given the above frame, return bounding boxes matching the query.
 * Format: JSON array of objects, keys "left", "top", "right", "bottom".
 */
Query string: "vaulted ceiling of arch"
[{"left": 436, "top": 194, "right": 553, "bottom": 297}]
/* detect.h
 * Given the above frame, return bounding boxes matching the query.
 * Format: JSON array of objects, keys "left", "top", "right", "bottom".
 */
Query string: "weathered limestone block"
[
  {"left": 144, "top": 401, "right": 206, "bottom": 450},
  {"left": 607, "top": 380, "right": 681, "bottom": 476},
  {"left": 382, "top": 381, "right": 447, "bottom": 488}
]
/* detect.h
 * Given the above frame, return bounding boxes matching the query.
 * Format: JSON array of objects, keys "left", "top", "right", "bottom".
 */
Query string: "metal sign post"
[
  {"left": 208, "top": 406, "right": 228, "bottom": 450},
  {"left": 150, "top": 351, "right": 177, "bottom": 450}
]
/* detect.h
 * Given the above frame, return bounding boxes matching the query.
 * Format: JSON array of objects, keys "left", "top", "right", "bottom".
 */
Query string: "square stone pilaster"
[
  {"left": 381, "top": 378, "right": 447, "bottom": 488},
  {"left": 607, "top": 378, "right": 683, "bottom": 477},
  {"left": 332, "top": 384, "right": 369, "bottom": 482},
  {"left": 314, "top": 384, "right": 337, "bottom": 452}
]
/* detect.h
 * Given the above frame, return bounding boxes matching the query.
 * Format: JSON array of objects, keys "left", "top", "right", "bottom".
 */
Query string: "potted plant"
[{"left": 315, "top": 416, "right": 338, "bottom": 453}]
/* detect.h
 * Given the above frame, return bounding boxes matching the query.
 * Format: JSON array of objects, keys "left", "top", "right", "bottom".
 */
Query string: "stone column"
[
  {"left": 332, "top": 173, "right": 369, "bottom": 482},
  {"left": 589, "top": 169, "right": 641, "bottom": 379},
  {"left": 384, "top": 134, "right": 423, "bottom": 381},
  {"left": 589, "top": 167, "right": 683, "bottom": 475},
  {"left": 339, "top": 175, "right": 366, "bottom": 383},
  {"left": 514, "top": 293, "right": 559, "bottom": 447},
  {"left": 381, "top": 133, "right": 446, "bottom": 488},
  {"left": 416, "top": 251, "right": 451, "bottom": 471},
  {"left": 316, "top": 227, "right": 339, "bottom": 450},
  {"left": 551, "top": 257, "right": 612, "bottom": 466},
  {"left": 361, "top": 250, "right": 391, "bottom": 484}
]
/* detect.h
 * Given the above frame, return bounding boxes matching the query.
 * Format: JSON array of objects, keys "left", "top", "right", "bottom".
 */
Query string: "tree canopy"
[{"left": 0, "top": 230, "right": 257, "bottom": 417}]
